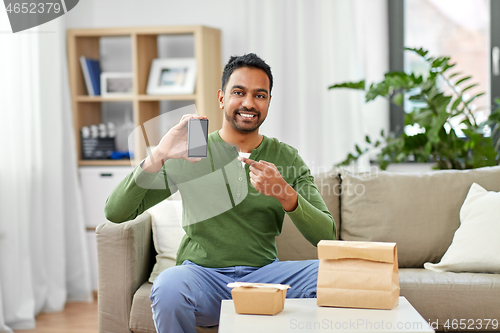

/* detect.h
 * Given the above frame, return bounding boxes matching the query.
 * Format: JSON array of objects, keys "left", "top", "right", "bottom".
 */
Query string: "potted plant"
[{"left": 329, "top": 47, "right": 500, "bottom": 170}]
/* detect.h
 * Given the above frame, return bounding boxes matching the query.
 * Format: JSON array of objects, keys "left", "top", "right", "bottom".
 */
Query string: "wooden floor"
[{"left": 13, "top": 300, "right": 98, "bottom": 333}]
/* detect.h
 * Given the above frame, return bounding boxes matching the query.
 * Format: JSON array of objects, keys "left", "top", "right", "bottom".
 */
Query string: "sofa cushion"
[
  {"left": 147, "top": 194, "right": 185, "bottom": 283},
  {"left": 130, "top": 282, "right": 219, "bottom": 333},
  {"left": 399, "top": 268, "right": 500, "bottom": 331},
  {"left": 340, "top": 166, "right": 500, "bottom": 267},
  {"left": 424, "top": 183, "right": 500, "bottom": 273},
  {"left": 276, "top": 171, "right": 340, "bottom": 261},
  {"left": 130, "top": 283, "right": 156, "bottom": 333}
]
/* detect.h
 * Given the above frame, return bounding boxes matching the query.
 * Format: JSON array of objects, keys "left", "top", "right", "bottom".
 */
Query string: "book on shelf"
[{"left": 80, "top": 56, "right": 102, "bottom": 96}]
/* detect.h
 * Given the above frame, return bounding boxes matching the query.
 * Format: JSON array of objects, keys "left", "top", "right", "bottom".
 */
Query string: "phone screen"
[{"left": 187, "top": 118, "right": 209, "bottom": 158}]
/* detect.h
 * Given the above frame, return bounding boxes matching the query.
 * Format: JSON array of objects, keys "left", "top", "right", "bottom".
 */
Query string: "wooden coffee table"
[{"left": 218, "top": 296, "right": 434, "bottom": 333}]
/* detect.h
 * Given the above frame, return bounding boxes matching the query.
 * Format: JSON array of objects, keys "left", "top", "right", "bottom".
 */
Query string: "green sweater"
[{"left": 104, "top": 131, "right": 335, "bottom": 268}]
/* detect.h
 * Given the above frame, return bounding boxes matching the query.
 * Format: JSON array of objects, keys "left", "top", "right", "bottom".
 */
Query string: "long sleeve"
[
  {"left": 103, "top": 132, "right": 335, "bottom": 268},
  {"left": 104, "top": 163, "right": 175, "bottom": 223},
  {"left": 285, "top": 156, "right": 336, "bottom": 246}
]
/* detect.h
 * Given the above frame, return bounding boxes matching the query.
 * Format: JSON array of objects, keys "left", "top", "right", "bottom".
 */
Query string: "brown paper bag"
[{"left": 317, "top": 240, "right": 400, "bottom": 310}]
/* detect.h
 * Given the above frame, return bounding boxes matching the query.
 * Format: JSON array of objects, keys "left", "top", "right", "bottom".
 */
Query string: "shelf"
[
  {"left": 68, "top": 25, "right": 208, "bottom": 37},
  {"left": 68, "top": 25, "right": 222, "bottom": 166},
  {"left": 75, "top": 95, "right": 196, "bottom": 102},
  {"left": 79, "top": 160, "right": 133, "bottom": 166},
  {"left": 76, "top": 95, "right": 135, "bottom": 102},
  {"left": 137, "top": 94, "right": 196, "bottom": 101}
]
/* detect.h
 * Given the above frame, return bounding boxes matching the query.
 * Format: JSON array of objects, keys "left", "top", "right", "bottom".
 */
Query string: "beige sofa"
[{"left": 97, "top": 166, "right": 500, "bottom": 333}]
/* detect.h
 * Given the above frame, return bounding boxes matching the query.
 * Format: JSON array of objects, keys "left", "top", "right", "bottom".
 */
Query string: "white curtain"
[
  {"left": 0, "top": 12, "right": 92, "bottom": 333},
  {"left": 242, "top": 0, "right": 389, "bottom": 172}
]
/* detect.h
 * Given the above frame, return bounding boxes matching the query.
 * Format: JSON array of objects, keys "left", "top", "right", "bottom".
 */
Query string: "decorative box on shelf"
[{"left": 81, "top": 136, "right": 116, "bottom": 160}]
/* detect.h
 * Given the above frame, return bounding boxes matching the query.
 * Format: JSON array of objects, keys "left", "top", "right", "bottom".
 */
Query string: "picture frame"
[
  {"left": 100, "top": 72, "right": 134, "bottom": 97},
  {"left": 146, "top": 58, "right": 197, "bottom": 95}
]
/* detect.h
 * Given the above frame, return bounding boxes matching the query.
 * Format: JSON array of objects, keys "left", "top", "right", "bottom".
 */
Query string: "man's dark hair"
[{"left": 221, "top": 53, "right": 273, "bottom": 93}]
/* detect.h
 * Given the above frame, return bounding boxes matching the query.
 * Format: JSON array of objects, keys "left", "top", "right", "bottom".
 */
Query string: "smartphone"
[{"left": 187, "top": 118, "right": 209, "bottom": 158}]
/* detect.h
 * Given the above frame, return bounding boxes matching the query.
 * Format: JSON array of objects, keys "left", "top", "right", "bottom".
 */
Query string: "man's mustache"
[{"left": 234, "top": 107, "right": 260, "bottom": 116}]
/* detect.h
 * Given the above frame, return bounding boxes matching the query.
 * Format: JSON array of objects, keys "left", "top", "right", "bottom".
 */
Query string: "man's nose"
[{"left": 241, "top": 94, "right": 255, "bottom": 109}]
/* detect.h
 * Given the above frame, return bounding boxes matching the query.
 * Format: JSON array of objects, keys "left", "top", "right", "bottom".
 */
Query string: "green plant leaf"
[
  {"left": 393, "top": 93, "right": 404, "bottom": 106},
  {"left": 406, "top": 47, "right": 428, "bottom": 58},
  {"left": 421, "top": 78, "right": 436, "bottom": 93},
  {"left": 404, "top": 133, "right": 428, "bottom": 150},
  {"left": 411, "top": 109, "right": 433, "bottom": 127},
  {"left": 396, "top": 152, "right": 407, "bottom": 162},
  {"left": 448, "top": 72, "right": 463, "bottom": 79},
  {"left": 365, "top": 136, "right": 371, "bottom": 144},
  {"left": 488, "top": 105, "right": 500, "bottom": 123},
  {"left": 379, "top": 160, "right": 390, "bottom": 170},
  {"left": 426, "top": 108, "right": 450, "bottom": 145},
  {"left": 465, "top": 92, "right": 486, "bottom": 105},
  {"left": 431, "top": 58, "right": 444, "bottom": 69},
  {"left": 461, "top": 84, "right": 478, "bottom": 94},
  {"left": 335, "top": 153, "right": 358, "bottom": 167},
  {"left": 408, "top": 95, "right": 424, "bottom": 101},
  {"left": 460, "top": 118, "right": 473, "bottom": 127},
  {"left": 450, "top": 97, "right": 462, "bottom": 111},
  {"left": 442, "top": 62, "right": 456, "bottom": 72},
  {"left": 366, "top": 81, "right": 390, "bottom": 102},
  {"left": 328, "top": 80, "right": 365, "bottom": 90},
  {"left": 455, "top": 76, "right": 472, "bottom": 85},
  {"left": 431, "top": 57, "right": 451, "bottom": 72}
]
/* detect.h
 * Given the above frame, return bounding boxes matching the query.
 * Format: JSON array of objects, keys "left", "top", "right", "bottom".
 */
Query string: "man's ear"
[{"left": 217, "top": 89, "right": 224, "bottom": 110}]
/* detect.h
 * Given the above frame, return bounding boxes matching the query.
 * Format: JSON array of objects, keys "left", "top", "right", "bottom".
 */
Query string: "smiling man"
[{"left": 104, "top": 53, "right": 335, "bottom": 333}]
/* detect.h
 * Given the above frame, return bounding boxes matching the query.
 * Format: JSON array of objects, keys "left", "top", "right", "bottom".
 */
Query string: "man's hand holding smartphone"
[{"left": 142, "top": 114, "right": 208, "bottom": 173}]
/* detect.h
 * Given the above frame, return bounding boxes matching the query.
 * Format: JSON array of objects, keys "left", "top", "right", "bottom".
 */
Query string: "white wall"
[{"left": 64, "top": 0, "right": 250, "bottom": 62}]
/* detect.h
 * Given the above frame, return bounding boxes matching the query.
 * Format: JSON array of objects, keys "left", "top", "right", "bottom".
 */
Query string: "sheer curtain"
[
  {"left": 0, "top": 12, "right": 92, "bottom": 333},
  {"left": 242, "top": 0, "right": 389, "bottom": 171}
]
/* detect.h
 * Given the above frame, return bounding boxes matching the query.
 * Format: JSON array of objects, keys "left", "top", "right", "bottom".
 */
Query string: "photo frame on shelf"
[
  {"left": 146, "top": 58, "right": 197, "bottom": 95},
  {"left": 101, "top": 72, "right": 133, "bottom": 97}
]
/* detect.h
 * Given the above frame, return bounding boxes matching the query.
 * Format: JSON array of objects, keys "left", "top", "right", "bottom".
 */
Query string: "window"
[{"left": 388, "top": 0, "right": 500, "bottom": 135}]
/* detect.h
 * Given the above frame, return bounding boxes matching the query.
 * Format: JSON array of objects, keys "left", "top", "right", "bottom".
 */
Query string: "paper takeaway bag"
[{"left": 317, "top": 240, "right": 400, "bottom": 310}]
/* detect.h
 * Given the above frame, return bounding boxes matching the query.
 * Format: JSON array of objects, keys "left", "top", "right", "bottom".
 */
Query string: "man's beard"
[{"left": 225, "top": 107, "right": 265, "bottom": 132}]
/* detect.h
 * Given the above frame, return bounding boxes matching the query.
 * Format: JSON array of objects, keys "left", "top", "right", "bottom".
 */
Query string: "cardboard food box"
[
  {"left": 317, "top": 240, "right": 400, "bottom": 310},
  {"left": 227, "top": 282, "right": 291, "bottom": 315}
]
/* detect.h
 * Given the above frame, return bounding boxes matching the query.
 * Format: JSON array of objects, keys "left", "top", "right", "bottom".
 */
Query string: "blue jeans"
[{"left": 150, "top": 259, "right": 319, "bottom": 333}]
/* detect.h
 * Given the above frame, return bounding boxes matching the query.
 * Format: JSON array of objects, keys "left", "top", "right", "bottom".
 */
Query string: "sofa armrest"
[{"left": 96, "top": 212, "right": 154, "bottom": 333}]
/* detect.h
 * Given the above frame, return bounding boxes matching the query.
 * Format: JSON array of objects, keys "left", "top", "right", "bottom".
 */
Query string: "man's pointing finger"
[{"left": 238, "top": 156, "right": 263, "bottom": 169}]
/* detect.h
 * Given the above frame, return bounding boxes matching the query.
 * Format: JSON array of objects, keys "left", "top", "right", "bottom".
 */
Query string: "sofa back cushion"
[
  {"left": 339, "top": 166, "right": 500, "bottom": 268},
  {"left": 276, "top": 171, "right": 340, "bottom": 260}
]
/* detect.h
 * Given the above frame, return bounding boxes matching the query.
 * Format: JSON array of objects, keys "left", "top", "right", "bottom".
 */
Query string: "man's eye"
[
  {"left": 233, "top": 91, "right": 243, "bottom": 95},
  {"left": 257, "top": 94, "right": 266, "bottom": 99}
]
